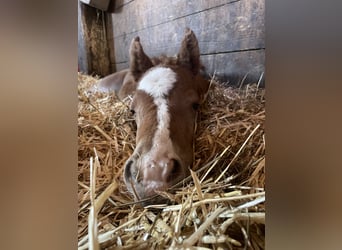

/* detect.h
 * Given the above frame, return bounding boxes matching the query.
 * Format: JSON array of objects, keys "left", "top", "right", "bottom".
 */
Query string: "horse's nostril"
[
  {"left": 166, "top": 159, "right": 182, "bottom": 183},
  {"left": 124, "top": 160, "right": 133, "bottom": 180}
]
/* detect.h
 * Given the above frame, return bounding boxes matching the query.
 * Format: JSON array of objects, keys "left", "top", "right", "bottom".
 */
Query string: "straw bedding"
[{"left": 78, "top": 72, "right": 265, "bottom": 250}]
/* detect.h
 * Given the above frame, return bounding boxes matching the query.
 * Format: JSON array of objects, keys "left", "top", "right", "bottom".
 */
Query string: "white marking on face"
[
  {"left": 138, "top": 67, "right": 176, "bottom": 98},
  {"left": 138, "top": 67, "right": 177, "bottom": 168}
]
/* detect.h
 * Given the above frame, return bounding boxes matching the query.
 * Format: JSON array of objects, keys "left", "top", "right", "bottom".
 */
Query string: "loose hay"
[{"left": 78, "top": 72, "right": 265, "bottom": 249}]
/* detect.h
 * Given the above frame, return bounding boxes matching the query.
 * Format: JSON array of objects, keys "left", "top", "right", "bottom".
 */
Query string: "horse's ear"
[
  {"left": 129, "top": 36, "right": 153, "bottom": 81},
  {"left": 177, "top": 28, "right": 200, "bottom": 75},
  {"left": 197, "top": 76, "right": 210, "bottom": 102}
]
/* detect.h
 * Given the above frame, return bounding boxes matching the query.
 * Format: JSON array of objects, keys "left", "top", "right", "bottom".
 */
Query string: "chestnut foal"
[{"left": 101, "top": 29, "right": 209, "bottom": 204}]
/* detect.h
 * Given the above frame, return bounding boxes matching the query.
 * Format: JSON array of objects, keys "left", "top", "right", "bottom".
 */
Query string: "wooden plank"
[
  {"left": 114, "top": 0, "right": 265, "bottom": 57},
  {"left": 107, "top": 0, "right": 265, "bottom": 83},
  {"left": 114, "top": 62, "right": 128, "bottom": 72},
  {"left": 111, "top": 0, "right": 240, "bottom": 37},
  {"left": 112, "top": 49, "right": 264, "bottom": 85},
  {"left": 110, "top": 0, "right": 264, "bottom": 58},
  {"left": 79, "top": 2, "right": 111, "bottom": 76},
  {"left": 201, "top": 49, "right": 265, "bottom": 85},
  {"left": 78, "top": 1, "right": 89, "bottom": 73},
  {"left": 113, "top": 0, "right": 134, "bottom": 11}
]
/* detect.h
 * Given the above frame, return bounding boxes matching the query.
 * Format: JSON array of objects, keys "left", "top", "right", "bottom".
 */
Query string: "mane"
[{"left": 151, "top": 54, "right": 179, "bottom": 67}]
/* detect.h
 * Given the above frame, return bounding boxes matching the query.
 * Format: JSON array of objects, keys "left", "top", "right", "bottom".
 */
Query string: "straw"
[{"left": 78, "top": 72, "right": 265, "bottom": 249}]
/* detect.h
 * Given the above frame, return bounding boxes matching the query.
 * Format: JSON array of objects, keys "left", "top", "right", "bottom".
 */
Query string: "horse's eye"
[
  {"left": 130, "top": 109, "right": 135, "bottom": 115},
  {"left": 192, "top": 103, "right": 200, "bottom": 111}
]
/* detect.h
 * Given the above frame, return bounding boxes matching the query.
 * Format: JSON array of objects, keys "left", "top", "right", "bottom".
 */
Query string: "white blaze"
[
  {"left": 138, "top": 67, "right": 176, "bottom": 98},
  {"left": 137, "top": 67, "right": 177, "bottom": 168}
]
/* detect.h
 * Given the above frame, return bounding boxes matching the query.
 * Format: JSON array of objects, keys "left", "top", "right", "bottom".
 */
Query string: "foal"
[{"left": 117, "top": 29, "right": 209, "bottom": 204}]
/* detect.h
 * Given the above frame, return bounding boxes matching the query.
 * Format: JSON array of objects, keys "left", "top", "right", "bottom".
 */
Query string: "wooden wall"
[
  {"left": 78, "top": 1, "right": 111, "bottom": 76},
  {"left": 79, "top": 0, "right": 265, "bottom": 85},
  {"left": 107, "top": 0, "right": 265, "bottom": 85}
]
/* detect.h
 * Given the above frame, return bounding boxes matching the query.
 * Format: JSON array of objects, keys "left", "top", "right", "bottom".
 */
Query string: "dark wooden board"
[{"left": 106, "top": 0, "right": 264, "bottom": 83}]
